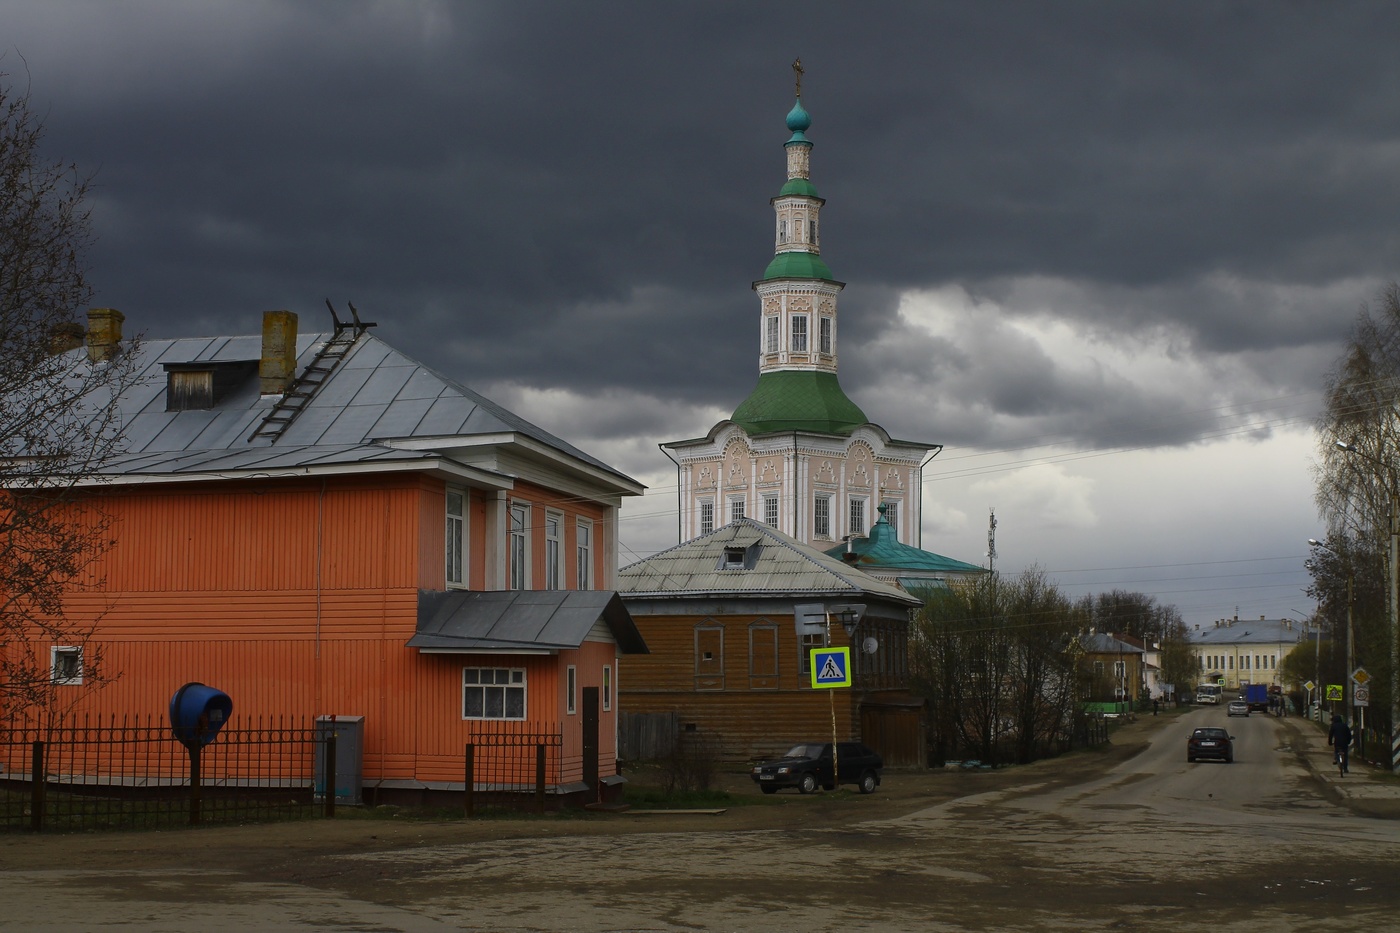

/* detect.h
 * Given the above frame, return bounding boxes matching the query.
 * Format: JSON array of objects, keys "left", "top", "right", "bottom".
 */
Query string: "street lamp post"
[
  {"left": 1336, "top": 440, "right": 1400, "bottom": 774},
  {"left": 1309, "top": 538, "right": 1355, "bottom": 725}
]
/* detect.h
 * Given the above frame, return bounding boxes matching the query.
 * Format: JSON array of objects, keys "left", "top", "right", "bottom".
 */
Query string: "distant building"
[
  {"left": 1080, "top": 633, "right": 1146, "bottom": 705},
  {"left": 660, "top": 82, "right": 977, "bottom": 577},
  {"left": 616, "top": 519, "right": 924, "bottom": 764},
  {"left": 1188, "top": 615, "right": 1306, "bottom": 691}
]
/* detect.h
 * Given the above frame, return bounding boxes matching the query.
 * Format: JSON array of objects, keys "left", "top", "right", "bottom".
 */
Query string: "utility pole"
[{"left": 986, "top": 508, "right": 997, "bottom": 574}]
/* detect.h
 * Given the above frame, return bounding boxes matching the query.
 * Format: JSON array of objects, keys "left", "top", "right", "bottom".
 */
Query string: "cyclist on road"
[{"left": 1328, "top": 714, "right": 1353, "bottom": 775}]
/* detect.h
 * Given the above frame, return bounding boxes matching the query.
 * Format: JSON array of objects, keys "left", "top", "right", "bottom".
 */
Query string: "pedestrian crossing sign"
[{"left": 811, "top": 647, "right": 852, "bottom": 689}]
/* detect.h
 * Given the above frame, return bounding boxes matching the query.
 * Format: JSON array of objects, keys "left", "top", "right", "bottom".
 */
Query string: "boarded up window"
[
  {"left": 694, "top": 624, "right": 724, "bottom": 691},
  {"left": 167, "top": 370, "right": 213, "bottom": 411},
  {"left": 749, "top": 622, "right": 778, "bottom": 690}
]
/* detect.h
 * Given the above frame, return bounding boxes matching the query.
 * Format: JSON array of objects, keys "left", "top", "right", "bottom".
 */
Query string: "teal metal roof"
[
  {"left": 785, "top": 97, "right": 812, "bottom": 145},
  {"left": 761, "top": 251, "right": 836, "bottom": 282},
  {"left": 823, "top": 508, "right": 985, "bottom": 575},
  {"left": 731, "top": 370, "right": 868, "bottom": 436}
]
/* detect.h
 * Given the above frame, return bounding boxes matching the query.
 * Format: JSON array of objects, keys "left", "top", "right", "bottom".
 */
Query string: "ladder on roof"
[{"left": 248, "top": 301, "right": 376, "bottom": 443}]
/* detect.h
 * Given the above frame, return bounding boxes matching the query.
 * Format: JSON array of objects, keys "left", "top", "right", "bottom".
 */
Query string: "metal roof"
[
  {"left": 823, "top": 507, "right": 984, "bottom": 575},
  {"left": 616, "top": 518, "right": 920, "bottom": 606},
  {"left": 729, "top": 371, "right": 868, "bottom": 436},
  {"left": 1081, "top": 633, "right": 1144, "bottom": 655},
  {"left": 409, "top": 590, "right": 648, "bottom": 654},
  {"left": 1189, "top": 619, "right": 1306, "bottom": 646},
  {"left": 46, "top": 329, "right": 641, "bottom": 492}
]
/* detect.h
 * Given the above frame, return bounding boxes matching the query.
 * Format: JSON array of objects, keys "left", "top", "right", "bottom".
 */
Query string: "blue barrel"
[{"left": 169, "top": 683, "right": 233, "bottom": 749}]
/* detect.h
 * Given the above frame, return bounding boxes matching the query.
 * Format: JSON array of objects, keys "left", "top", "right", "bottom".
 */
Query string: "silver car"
[{"left": 1226, "top": 699, "right": 1250, "bottom": 717}]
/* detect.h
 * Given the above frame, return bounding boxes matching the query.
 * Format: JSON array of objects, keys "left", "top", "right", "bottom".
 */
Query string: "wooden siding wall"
[
  {"left": 89, "top": 475, "right": 433, "bottom": 593},
  {"left": 503, "top": 480, "right": 610, "bottom": 592},
  {"left": 621, "top": 612, "right": 863, "bottom": 762},
  {"left": 21, "top": 473, "right": 622, "bottom": 789}
]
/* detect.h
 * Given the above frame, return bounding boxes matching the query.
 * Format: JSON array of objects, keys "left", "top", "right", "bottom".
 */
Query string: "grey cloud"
[{"left": 5, "top": 0, "right": 1397, "bottom": 457}]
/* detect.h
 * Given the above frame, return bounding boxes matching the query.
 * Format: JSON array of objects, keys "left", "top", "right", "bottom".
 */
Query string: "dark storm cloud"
[{"left": 8, "top": 1, "right": 1399, "bottom": 451}]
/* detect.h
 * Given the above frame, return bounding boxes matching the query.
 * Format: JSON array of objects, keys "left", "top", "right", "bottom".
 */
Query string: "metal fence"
[
  {"left": 462, "top": 721, "right": 563, "bottom": 815},
  {"left": 0, "top": 715, "right": 324, "bottom": 833}
]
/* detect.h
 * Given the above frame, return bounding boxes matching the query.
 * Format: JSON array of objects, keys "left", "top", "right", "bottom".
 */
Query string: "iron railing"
[{"left": 0, "top": 715, "right": 323, "bottom": 833}]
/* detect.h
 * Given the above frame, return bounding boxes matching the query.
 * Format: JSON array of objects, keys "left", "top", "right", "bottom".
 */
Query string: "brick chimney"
[
  {"left": 259, "top": 310, "right": 298, "bottom": 395},
  {"left": 49, "top": 322, "right": 85, "bottom": 355},
  {"left": 86, "top": 308, "right": 125, "bottom": 362}
]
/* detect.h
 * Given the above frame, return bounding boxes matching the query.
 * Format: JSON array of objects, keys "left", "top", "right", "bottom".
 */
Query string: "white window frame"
[
  {"left": 602, "top": 664, "right": 612, "bottom": 712},
  {"left": 462, "top": 667, "right": 527, "bottom": 720},
  {"left": 763, "top": 495, "right": 779, "bottom": 529},
  {"left": 729, "top": 497, "right": 746, "bottom": 523},
  {"left": 791, "top": 315, "right": 808, "bottom": 353},
  {"left": 819, "top": 316, "right": 832, "bottom": 354},
  {"left": 882, "top": 499, "right": 898, "bottom": 534},
  {"left": 509, "top": 501, "right": 530, "bottom": 591},
  {"left": 778, "top": 218, "right": 788, "bottom": 243},
  {"left": 699, "top": 499, "right": 715, "bottom": 535},
  {"left": 814, "top": 494, "right": 832, "bottom": 538},
  {"left": 576, "top": 518, "right": 594, "bottom": 589},
  {"left": 849, "top": 496, "right": 867, "bottom": 537},
  {"left": 545, "top": 509, "right": 563, "bottom": 590},
  {"left": 566, "top": 665, "right": 577, "bottom": 715},
  {"left": 50, "top": 646, "right": 83, "bottom": 685},
  {"left": 446, "top": 487, "right": 466, "bottom": 588},
  {"left": 800, "top": 631, "right": 827, "bottom": 676},
  {"left": 766, "top": 315, "right": 780, "bottom": 353}
]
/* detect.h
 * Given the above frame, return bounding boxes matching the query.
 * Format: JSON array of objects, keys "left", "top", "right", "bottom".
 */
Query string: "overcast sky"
[{"left": 10, "top": 1, "right": 1397, "bottom": 628}]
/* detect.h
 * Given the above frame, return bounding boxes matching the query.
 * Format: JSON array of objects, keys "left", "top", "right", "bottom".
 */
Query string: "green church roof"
[
  {"left": 778, "top": 177, "right": 820, "bottom": 198},
  {"left": 731, "top": 370, "right": 868, "bottom": 435},
  {"left": 761, "top": 251, "right": 836, "bottom": 282},
  {"left": 823, "top": 507, "right": 986, "bottom": 575}
]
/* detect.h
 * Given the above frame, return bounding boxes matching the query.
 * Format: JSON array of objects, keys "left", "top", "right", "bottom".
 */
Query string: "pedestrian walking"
[{"left": 1328, "top": 714, "right": 1353, "bottom": 776}]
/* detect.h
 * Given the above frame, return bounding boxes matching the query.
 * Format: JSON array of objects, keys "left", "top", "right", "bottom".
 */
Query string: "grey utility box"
[{"left": 314, "top": 715, "right": 364, "bottom": 805}]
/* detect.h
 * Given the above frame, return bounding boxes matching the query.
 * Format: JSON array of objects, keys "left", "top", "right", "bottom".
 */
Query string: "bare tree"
[
  {"left": 0, "top": 73, "right": 137, "bottom": 723},
  {"left": 1001, "top": 569, "right": 1079, "bottom": 764},
  {"left": 1313, "top": 284, "right": 1400, "bottom": 739},
  {"left": 1315, "top": 284, "right": 1400, "bottom": 538},
  {"left": 911, "top": 569, "right": 1082, "bottom": 766}
]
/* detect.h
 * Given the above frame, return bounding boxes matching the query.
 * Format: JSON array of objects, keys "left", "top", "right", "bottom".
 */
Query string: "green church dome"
[
  {"left": 761, "top": 251, "right": 836, "bottom": 282},
  {"left": 778, "top": 176, "right": 820, "bottom": 198},
  {"left": 731, "top": 371, "right": 868, "bottom": 436}
]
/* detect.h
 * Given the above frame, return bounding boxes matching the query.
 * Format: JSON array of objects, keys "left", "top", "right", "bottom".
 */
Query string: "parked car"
[
  {"left": 1226, "top": 700, "right": 1250, "bottom": 717},
  {"left": 750, "top": 742, "right": 883, "bottom": 794},
  {"left": 1187, "top": 727, "right": 1234, "bottom": 763}
]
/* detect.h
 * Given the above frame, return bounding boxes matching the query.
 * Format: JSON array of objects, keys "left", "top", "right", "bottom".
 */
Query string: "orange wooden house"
[{"left": 8, "top": 307, "right": 646, "bottom": 805}]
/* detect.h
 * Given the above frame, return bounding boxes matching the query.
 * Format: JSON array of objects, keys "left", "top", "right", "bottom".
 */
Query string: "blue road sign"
[{"left": 810, "top": 647, "right": 852, "bottom": 689}]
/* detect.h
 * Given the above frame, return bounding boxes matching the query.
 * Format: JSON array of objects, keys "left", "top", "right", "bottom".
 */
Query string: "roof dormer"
[{"left": 163, "top": 360, "right": 258, "bottom": 411}]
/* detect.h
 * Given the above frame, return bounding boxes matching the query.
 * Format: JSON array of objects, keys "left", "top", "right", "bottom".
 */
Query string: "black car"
[
  {"left": 750, "top": 742, "right": 883, "bottom": 794},
  {"left": 1187, "top": 727, "right": 1234, "bottom": 763}
]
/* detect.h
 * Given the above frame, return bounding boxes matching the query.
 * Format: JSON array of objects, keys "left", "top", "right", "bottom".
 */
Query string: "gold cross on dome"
[{"left": 792, "top": 58, "right": 804, "bottom": 97}]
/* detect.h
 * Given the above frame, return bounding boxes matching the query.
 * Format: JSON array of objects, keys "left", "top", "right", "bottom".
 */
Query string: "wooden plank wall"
[
  {"left": 18, "top": 472, "right": 623, "bottom": 788},
  {"left": 621, "top": 611, "right": 863, "bottom": 762}
]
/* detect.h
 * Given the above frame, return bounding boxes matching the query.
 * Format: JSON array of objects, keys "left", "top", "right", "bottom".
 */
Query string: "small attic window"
[
  {"left": 163, "top": 360, "right": 258, "bottom": 412},
  {"left": 719, "top": 545, "right": 758, "bottom": 571},
  {"left": 167, "top": 369, "right": 213, "bottom": 411}
]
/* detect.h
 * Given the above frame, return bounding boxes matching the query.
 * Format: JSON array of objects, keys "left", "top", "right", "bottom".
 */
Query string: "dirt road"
[{"left": 3, "top": 711, "right": 1397, "bottom": 931}]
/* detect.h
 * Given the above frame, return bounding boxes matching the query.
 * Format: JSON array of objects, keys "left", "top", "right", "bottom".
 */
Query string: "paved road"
[{"left": 3, "top": 711, "right": 1398, "bottom": 932}]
